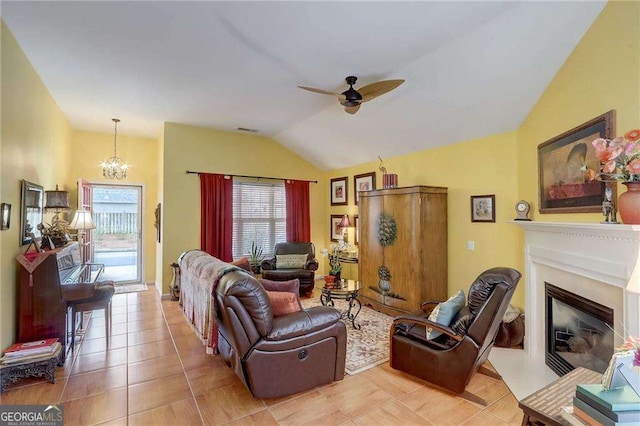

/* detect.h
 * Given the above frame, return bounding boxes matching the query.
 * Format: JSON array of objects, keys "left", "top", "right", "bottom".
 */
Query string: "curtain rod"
[{"left": 185, "top": 170, "right": 317, "bottom": 184}]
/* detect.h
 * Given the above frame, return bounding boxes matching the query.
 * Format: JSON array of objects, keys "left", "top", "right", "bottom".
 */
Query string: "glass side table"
[{"left": 320, "top": 279, "right": 362, "bottom": 330}]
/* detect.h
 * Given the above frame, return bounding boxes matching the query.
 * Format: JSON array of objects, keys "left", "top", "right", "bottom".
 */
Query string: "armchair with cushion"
[
  {"left": 214, "top": 269, "right": 346, "bottom": 399},
  {"left": 261, "top": 242, "right": 319, "bottom": 295},
  {"left": 390, "top": 267, "right": 521, "bottom": 405}
]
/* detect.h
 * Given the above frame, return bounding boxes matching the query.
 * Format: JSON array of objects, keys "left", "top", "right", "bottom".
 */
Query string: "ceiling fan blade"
[
  {"left": 298, "top": 86, "right": 347, "bottom": 102},
  {"left": 345, "top": 104, "right": 360, "bottom": 115},
  {"left": 359, "top": 79, "right": 405, "bottom": 102}
]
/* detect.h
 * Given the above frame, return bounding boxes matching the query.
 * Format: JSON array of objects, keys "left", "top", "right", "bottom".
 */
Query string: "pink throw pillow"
[
  {"left": 259, "top": 278, "right": 300, "bottom": 295},
  {"left": 230, "top": 256, "right": 252, "bottom": 272},
  {"left": 266, "top": 291, "right": 302, "bottom": 317}
]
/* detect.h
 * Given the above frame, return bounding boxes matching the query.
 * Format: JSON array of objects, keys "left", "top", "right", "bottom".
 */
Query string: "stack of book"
[
  {"left": 561, "top": 383, "right": 640, "bottom": 426},
  {"left": 0, "top": 338, "right": 61, "bottom": 365}
]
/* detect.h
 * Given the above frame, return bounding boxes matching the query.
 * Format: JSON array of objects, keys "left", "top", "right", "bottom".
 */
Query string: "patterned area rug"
[
  {"left": 114, "top": 283, "right": 148, "bottom": 294},
  {"left": 302, "top": 297, "right": 394, "bottom": 375}
]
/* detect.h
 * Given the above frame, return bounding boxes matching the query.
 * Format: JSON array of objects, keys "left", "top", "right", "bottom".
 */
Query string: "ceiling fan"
[{"left": 298, "top": 76, "right": 404, "bottom": 115}]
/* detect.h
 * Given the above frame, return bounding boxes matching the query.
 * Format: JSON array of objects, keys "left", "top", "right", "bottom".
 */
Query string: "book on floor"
[
  {"left": 4, "top": 338, "right": 58, "bottom": 354},
  {"left": 0, "top": 343, "right": 61, "bottom": 364}
]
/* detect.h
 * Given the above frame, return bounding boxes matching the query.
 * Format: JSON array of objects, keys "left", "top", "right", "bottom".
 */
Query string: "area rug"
[
  {"left": 114, "top": 283, "right": 148, "bottom": 294},
  {"left": 301, "top": 297, "right": 394, "bottom": 375}
]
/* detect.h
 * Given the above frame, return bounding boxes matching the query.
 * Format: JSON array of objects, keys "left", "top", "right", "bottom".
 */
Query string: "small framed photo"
[
  {"left": 1, "top": 203, "right": 11, "bottom": 230},
  {"left": 330, "top": 214, "right": 343, "bottom": 241},
  {"left": 354, "top": 172, "right": 376, "bottom": 205},
  {"left": 354, "top": 215, "right": 359, "bottom": 245},
  {"left": 330, "top": 176, "right": 348, "bottom": 206},
  {"left": 471, "top": 195, "right": 496, "bottom": 223}
]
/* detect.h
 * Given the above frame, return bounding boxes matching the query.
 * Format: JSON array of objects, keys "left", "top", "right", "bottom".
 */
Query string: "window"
[{"left": 232, "top": 179, "right": 286, "bottom": 260}]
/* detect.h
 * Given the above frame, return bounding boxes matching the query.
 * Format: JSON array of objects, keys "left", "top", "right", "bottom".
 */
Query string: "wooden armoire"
[{"left": 358, "top": 186, "right": 448, "bottom": 316}]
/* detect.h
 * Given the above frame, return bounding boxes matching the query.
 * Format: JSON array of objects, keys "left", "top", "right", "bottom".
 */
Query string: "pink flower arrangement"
[
  {"left": 592, "top": 129, "right": 640, "bottom": 182},
  {"left": 619, "top": 336, "right": 640, "bottom": 366}
]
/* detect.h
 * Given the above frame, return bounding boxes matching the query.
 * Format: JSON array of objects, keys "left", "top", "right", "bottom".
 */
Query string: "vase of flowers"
[{"left": 592, "top": 128, "right": 640, "bottom": 224}]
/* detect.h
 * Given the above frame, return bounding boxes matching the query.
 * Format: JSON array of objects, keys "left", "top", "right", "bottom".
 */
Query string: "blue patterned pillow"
[{"left": 426, "top": 290, "right": 466, "bottom": 340}]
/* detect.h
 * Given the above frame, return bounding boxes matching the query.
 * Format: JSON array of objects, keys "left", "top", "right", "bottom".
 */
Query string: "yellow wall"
[
  {"left": 0, "top": 21, "right": 73, "bottom": 351},
  {"left": 326, "top": 132, "right": 524, "bottom": 306},
  {"left": 518, "top": 0, "right": 640, "bottom": 221},
  {"left": 67, "top": 130, "right": 159, "bottom": 284},
  {"left": 159, "top": 123, "right": 326, "bottom": 293},
  {"left": 155, "top": 129, "right": 165, "bottom": 295}
]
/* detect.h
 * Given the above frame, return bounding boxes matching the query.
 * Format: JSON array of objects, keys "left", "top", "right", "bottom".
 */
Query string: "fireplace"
[
  {"left": 545, "top": 282, "right": 614, "bottom": 376},
  {"left": 487, "top": 222, "right": 638, "bottom": 400}
]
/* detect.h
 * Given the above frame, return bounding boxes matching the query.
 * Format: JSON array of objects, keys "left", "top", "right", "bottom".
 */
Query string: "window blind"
[{"left": 232, "top": 179, "right": 286, "bottom": 260}]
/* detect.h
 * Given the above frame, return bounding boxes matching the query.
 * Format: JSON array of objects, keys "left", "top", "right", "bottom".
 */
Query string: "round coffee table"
[{"left": 320, "top": 279, "right": 362, "bottom": 330}]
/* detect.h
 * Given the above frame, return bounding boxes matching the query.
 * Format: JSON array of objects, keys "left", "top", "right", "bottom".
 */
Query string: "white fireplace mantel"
[
  {"left": 511, "top": 221, "right": 640, "bottom": 356},
  {"left": 488, "top": 222, "right": 640, "bottom": 400}
]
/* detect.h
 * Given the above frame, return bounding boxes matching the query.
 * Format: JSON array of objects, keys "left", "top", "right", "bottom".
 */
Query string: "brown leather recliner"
[
  {"left": 261, "top": 242, "right": 319, "bottom": 295},
  {"left": 390, "top": 267, "right": 521, "bottom": 405},
  {"left": 214, "top": 270, "right": 346, "bottom": 399}
]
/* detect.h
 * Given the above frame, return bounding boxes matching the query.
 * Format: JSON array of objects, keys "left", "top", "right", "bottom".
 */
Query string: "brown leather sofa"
[
  {"left": 261, "top": 242, "right": 319, "bottom": 295},
  {"left": 214, "top": 269, "right": 346, "bottom": 399},
  {"left": 390, "top": 267, "right": 521, "bottom": 405}
]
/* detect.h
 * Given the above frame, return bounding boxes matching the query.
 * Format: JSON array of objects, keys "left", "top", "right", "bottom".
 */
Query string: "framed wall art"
[
  {"left": 538, "top": 110, "right": 615, "bottom": 214},
  {"left": 330, "top": 214, "right": 343, "bottom": 241},
  {"left": 354, "top": 214, "right": 359, "bottom": 245},
  {"left": 354, "top": 172, "right": 376, "bottom": 205},
  {"left": 20, "top": 180, "right": 44, "bottom": 245},
  {"left": 1, "top": 203, "right": 11, "bottom": 230},
  {"left": 471, "top": 195, "right": 495, "bottom": 223},
  {"left": 330, "top": 176, "right": 348, "bottom": 206},
  {"left": 154, "top": 203, "right": 161, "bottom": 243}
]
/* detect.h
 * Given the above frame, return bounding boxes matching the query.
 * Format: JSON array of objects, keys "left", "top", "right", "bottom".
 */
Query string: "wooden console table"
[{"left": 519, "top": 367, "right": 602, "bottom": 426}]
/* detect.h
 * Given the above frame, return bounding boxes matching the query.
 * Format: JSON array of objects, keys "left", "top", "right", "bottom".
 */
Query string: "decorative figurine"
[{"left": 602, "top": 186, "right": 618, "bottom": 224}]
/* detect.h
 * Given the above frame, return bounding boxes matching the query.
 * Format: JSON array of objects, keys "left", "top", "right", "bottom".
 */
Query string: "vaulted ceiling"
[{"left": 2, "top": 1, "right": 606, "bottom": 170}]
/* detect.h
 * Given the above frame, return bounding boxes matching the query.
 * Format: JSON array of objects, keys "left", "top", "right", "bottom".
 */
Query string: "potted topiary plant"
[
  {"left": 249, "top": 241, "right": 264, "bottom": 274},
  {"left": 329, "top": 262, "right": 343, "bottom": 282}
]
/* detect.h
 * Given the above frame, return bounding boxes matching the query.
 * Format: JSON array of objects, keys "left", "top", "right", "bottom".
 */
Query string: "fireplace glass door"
[{"left": 545, "top": 283, "right": 614, "bottom": 376}]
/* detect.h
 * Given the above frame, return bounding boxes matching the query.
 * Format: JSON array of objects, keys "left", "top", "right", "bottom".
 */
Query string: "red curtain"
[
  {"left": 285, "top": 180, "right": 311, "bottom": 242},
  {"left": 200, "top": 173, "right": 233, "bottom": 261}
]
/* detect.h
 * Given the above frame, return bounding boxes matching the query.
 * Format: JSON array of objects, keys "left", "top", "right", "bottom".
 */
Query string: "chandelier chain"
[{"left": 102, "top": 118, "right": 127, "bottom": 180}]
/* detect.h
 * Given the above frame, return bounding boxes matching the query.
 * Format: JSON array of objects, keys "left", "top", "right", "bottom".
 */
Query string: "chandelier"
[{"left": 101, "top": 118, "right": 128, "bottom": 179}]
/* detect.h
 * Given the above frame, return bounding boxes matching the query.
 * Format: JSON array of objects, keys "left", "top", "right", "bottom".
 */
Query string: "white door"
[{"left": 90, "top": 184, "right": 143, "bottom": 284}]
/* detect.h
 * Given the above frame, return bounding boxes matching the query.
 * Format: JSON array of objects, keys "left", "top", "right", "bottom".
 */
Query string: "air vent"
[{"left": 237, "top": 127, "right": 258, "bottom": 133}]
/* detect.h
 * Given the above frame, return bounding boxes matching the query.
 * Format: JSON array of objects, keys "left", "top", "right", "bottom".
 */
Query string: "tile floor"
[{"left": 0, "top": 286, "right": 525, "bottom": 425}]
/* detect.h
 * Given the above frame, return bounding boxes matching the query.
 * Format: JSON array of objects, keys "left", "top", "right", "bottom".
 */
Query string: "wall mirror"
[{"left": 20, "top": 180, "right": 44, "bottom": 246}]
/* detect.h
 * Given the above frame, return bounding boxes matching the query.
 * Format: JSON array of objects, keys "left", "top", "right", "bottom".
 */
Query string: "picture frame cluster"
[{"left": 329, "top": 172, "right": 376, "bottom": 244}]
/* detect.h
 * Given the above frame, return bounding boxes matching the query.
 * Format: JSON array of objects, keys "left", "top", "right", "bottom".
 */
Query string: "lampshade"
[
  {"left": 338, "top": 215, "right": 352, "bottom": 228},
  {"left": 69, "top": 210, "right": 96, "bottom": 231},
  {"left": 44, "top": 185, "right": 70, "bottom": 212}
]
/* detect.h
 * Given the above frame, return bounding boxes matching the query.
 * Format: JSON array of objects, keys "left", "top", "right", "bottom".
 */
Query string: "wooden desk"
[{"left": 519, "top": 367, "right": 602, "bottom": 426}]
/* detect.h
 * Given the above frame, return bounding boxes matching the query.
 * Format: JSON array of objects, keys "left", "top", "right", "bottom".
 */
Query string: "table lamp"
[
  {"left": 69, "top": 209, "right": 96, "bottom": 262},
  {"left": 338, "top": 215, "right": 352, "bottom": 244}
]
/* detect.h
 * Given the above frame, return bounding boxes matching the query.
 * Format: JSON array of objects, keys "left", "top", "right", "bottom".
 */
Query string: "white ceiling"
[{"left": 2, "top": 1, "right": 606, "bottom": 170}]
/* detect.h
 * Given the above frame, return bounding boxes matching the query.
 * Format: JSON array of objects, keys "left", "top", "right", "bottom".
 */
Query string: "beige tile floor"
[{"left": 0, "top": 286, "right": 525, "bottom": 425}]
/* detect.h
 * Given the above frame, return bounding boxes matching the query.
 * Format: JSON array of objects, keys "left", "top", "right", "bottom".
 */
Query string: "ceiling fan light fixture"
[{"left": 298, "top": 75, "right": 404, "bottom": 115}]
